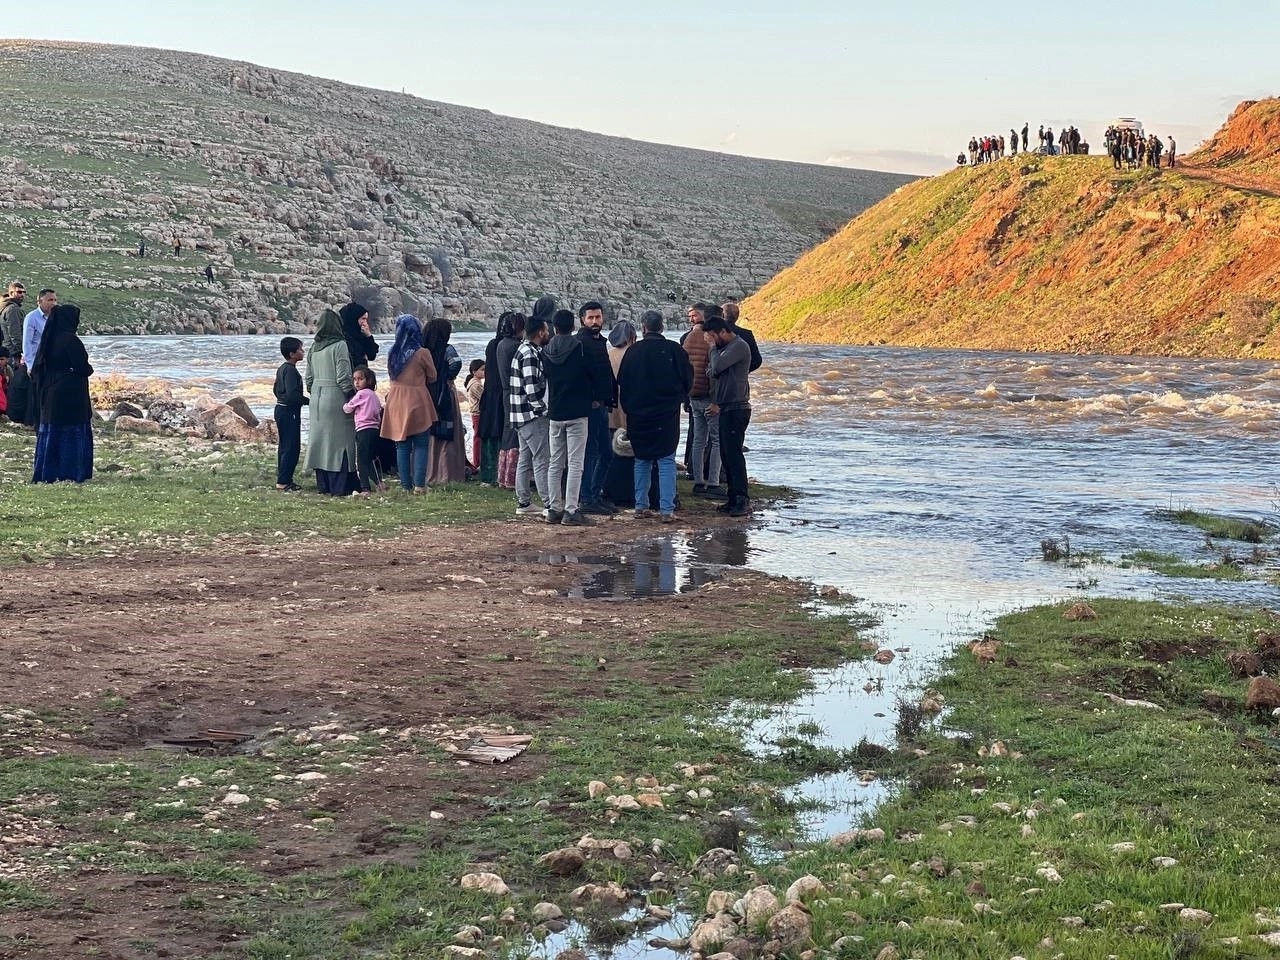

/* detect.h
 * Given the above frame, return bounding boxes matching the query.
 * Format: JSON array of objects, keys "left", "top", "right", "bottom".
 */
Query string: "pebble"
[
  {"left": 295, "top": 771, "right": 328, "bottom": 782},
  {"left": 221, "top": 792, "right": 250, "bottom": 805}
]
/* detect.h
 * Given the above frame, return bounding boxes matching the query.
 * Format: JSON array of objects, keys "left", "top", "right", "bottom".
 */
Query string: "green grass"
[
  {"left": 1123, "top": 549, "right": 1252, "bottom": 581},
  {"left": 1157, "top": 508, "right": 1273, "bottom": 543}
]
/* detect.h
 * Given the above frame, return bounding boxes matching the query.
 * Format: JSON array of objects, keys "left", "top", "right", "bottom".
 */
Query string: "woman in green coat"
[{"left": 303, "top": 309, "right": 358, "bottom": 495}]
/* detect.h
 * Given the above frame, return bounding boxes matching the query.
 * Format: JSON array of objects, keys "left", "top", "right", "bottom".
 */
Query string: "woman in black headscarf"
[
  {"left": 32, "top": 303, "right": 94, "bottom": 484},
  {"left": 424, "top": 318, "right": 467, "bottom": 484},
  {"left": 476, "top": 312, "right": 513, "bottom": 484},
  {"left": 494, "top": 311, "right": 528, "bottom": 489},
  {"left": 339, "top": 302, "right": 379, "bottom": 371}
]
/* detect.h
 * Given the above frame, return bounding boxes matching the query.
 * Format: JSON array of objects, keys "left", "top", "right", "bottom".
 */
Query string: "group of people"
[
  {"left": 277, "top": 296, "right": 761, "bottom": 523},
  {"left": 959, "top": 123, "right": 1089, "bottom": 165},
  {"left": 0, "top": 281, "right": 96, "bottom": 483},
  {"left": 1103, "top": 127, "right": 1175, "bottom": 169}
]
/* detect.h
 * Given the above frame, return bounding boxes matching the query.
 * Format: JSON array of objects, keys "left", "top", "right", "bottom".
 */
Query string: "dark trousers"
[
  {"left": 719, "top": 407, "right": 751, "bottom": 505},
  {"left": 580, "top": 406, "right": 612, "bottom": 504},
  {"left": 274, "top": 404, "right": 301, "bottom": 486},
  {"left": 354, "top": 427, "right": 380, "bottom": 492}
]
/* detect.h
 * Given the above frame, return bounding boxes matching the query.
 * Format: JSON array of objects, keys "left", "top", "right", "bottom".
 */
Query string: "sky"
[{"left": 7, "top": 0, "right": 1278, "bottom": 175}]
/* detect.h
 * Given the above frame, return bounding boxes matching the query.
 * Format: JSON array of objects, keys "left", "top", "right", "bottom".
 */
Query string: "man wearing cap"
[{"left": 0, "top": 282, "right": 24, "bottom": 360}]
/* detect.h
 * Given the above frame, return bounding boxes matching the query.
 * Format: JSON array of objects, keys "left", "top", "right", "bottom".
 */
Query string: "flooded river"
[{"left": 84, "top": 334, "right": 1279, "bottom": 907}]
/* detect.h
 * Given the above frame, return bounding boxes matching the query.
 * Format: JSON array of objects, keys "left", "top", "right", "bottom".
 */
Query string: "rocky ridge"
[{"left": 0, "top": 40, "right": 910, "bottom": 335}]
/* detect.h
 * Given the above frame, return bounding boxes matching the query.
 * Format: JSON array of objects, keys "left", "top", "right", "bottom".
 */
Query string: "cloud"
[
  {"left": 722, "top": 131, "right": 738, "bottom": 145},
  {"left": 824, "top": 148, "right": 951, "bottom": 177}
]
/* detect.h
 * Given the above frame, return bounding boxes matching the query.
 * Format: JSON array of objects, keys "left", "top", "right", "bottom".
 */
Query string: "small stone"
[
  {"left": 587, "top": 780, "right": 609, "bottom": 799},
  {"left": 532, "top": 902, "right": 563, "bottom": 923},
  {"left": 538, "top": 847, "right": 585, "bottom": 876},
  {"left": 176, "top": 776, "right": 203, "bottom": 788},
  {"left": 1179, "top": 908, "right": 1213, "bottom": 924},
  {"left": 442, "top": 949, "right": 485, "bottom": 960},
  {"left": 1152, "top": 856, "right": 1178, "bottom": 868},
  {"left": 874, "top": 945, "right": 899, "bottom": 960},
  {"left": 690, "top": 915, "right": 739, "bottom": 953},
  {"left": 1063, "top": 601, "right": 1097, "bottom": 621},
  {"left": 766, "top": 903, "right": 812, "bottom": 948},
  {"left": 612, "top": 842, "right": 633, "bottom": 860},
  {"left": 221, "top": 791, "right": 250, "bottom": 805},
  {"left": 460, "top": 872, "right": 510, "bottom": 897},
  {"left": 1160, "top": 903, "right": 1186, "bottom": 912},
  {"left": 1109, "top": 842, "right": 1136, "bottom": 853},
  {"left": 1061, "top": 916, "right": 1085, "bottom": 928},
  {"left": 873, "top": 649, "right": 895, "bottom": 664},
  {"left": 707, "top": 890, "right": 737, "bottom": 915},
  {"left": 607, "top": 794, "right": 642, "bottom": 811},
  {"left": 1035, "top": 865, "right": 1063, "bottom": 883},
  {"left": 785, "top": 875, "right": 827, "bottom": 903},
  {"left": 295, "top": 771, "right": 328, "bottom": 782},
  {"left": 636, "top": 793, "right": 665, "bottom": 809},
  {"left": 738, "top": 885, "right": 781, "bottom": 925},
  {"left": 569, "top": 881, "right": 628, "bottom": 906},
  {"left": 453, "top": 925, "right": 483, "bottom": 946}
]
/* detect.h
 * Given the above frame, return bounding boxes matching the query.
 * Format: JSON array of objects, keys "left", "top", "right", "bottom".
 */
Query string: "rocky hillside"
[
  {"left": 0, "top": 40, "right": 911, "bottom": 336},
  {"left": 745, "top": 99, "right": 1280, "bottom": 358}
]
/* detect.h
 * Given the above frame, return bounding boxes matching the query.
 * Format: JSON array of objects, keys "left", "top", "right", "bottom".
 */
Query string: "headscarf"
[
  {"left": 423, "top": 317, "right": 452, "bottom": 356},
  {"left": 531, "top": 294, "right": 556, "bottom": 325},
  {"left": 387, "top": 314, "right": 423, "bottom": 380},
  {"left": 313, "top": 308, "right": 345, "bottom": 349},
  {"left": 338, "top": 302, "right": 368, "bottom": 340},
  {"left": 608, "top": 320, "right": 637, "bottom": 348},
  {"left": 32, "top": 304, "right": 81, "bottom": 374}
]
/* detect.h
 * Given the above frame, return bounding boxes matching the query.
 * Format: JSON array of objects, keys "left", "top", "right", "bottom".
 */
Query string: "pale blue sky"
[{"left": 9, "top": 1, "right": 1278, "bottom": 174}]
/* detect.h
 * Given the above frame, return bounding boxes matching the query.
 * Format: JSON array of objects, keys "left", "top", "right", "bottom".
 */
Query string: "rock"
[
  {"left": 1246, "top": 676, "right": 1280, "bottom": 711},
  {"left": 225, "top": 395, "right": 260, "bottom": 426},
  {"left": 612, "top": 842, "right": 633, "bottom": 860},
  {"left": 968, "top": 638, "right": 1001, "bottom": 662},
  {"left": 443, "top": 949, "right": 485, "bottom": 960},
  {"left": 112, "top": 400, "right": 145, "bottom": 419},
  {"left": 587, "top": 780, "right": 609, "bottom": 799},
  {"left": 1152, "top": 856, "right": 1178, "bottom": 868},
  {"left": 1256, "top": 932, "right": 1280, "bottom": 946},
  {"left": 873, "top": 649, "right": 895, "bottom": 664},
  {"left": 1180, "top": 908, "right": 1213, "bottom": 924},
  {"left": 1035, "top": 865, "right": 1063, "bottom": 883},
  {"left": 828, "top": 826, "right": 884, "bottom": 848},
  {"left": 636, "top": 793, "right": 664, "bottom": 809},
  {"left": 874, "top": 944, "right": 899, "bottom": 960},
  {"left": 819, "top": 585, "right": 841, "bottom": 600},
  {"left": 532, "top": 902, "right": 563, "bottom": 923},
  {"left": 1160, "top": 903, "right": 1186, "bottom": 912},
  {"left": 221, "top": 791, "right": 250, "bottom": 805},
  {"left": 690, "top": 915, "right": 739, "bottom": 953},
  {"left": 538, "top": 847, "right": 585, "bottom": 876},
  {"left": 766, "top": 903, "right": 812, "bottom": 949},
  {"left": 1226, "top": 650, "right": 1264, "bottom": 678},
  {"left": 556, "top": 950, "right": 589, "bottom": 960},
  {"left": 295, "top": 771, "right": 328, "bottom": 782},
  {"left": 919, "top": 689, "right": 945, "bottom": 713},
  {"left": 1063, "top": 602, "right": 1097, "bottom": 621},
  {"left": 460, "top": 872, "right": 510, "bottom": 897},
  {"left": 706, "top": 890, "right": 737, "bottom": 915},
  {"left": 737, "top": 885, "right": 781, "bottom": 926},
  {"left": 114, "top": 414, "right": 167, "bottom": 435},
  {"left": 606, "top": 794, "right": 642, "bottom": 811},
  {"left": 965, "top": 880, "right": 987, "bottom": 898},
  {"left": 1109, "top": 842, "right": 1136, "bottom": 853},
  {"left": 453, "top": 925, "right": 483, "bottom": 945},
  {"left": 569, "top": 881, "right": 628, "bottom": 906},
  {"left": 784, "top": 875, "right": 827, "bottom": 903},
  {"left": 176, "top": 776, "right": 203, "bottom": 788},
  {"left": 1099, "top": 691, "right": 1164, "bottom": 710},
  {"left": 693, "top": 848, "right": 741, "bottom": 879},
  {"left": 721, "top": 938, "right": 758, "bottom": 960}
]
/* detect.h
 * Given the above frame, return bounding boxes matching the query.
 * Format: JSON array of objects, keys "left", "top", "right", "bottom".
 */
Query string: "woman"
[
  {"left": 476, "top": 313, "right": 511, "bottom": 484},
  {"left": 380, "top": 314, "right": 438, "bottom": 493},
  {"left": 340, "top": 302, "right": 379, "bottom": 371},
  {"left": 424, "top": 318, "right": 467, "bottom": 484},
  {"left": 31, "top": 303, "right": 94, "bottom": 484},
  {"left": 604, "top": 320, "right": 640, "bottom": 508},
  {"left": 304, "top": 308, "right": 359, "bottom": 495},
  {"left": 495, "top": 311, "right": 528, "bottom": 489}
]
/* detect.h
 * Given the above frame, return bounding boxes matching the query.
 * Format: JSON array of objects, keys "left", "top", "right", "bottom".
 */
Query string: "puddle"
[{"left": 536, "top": 909, "right": 689, "bottom": 960}]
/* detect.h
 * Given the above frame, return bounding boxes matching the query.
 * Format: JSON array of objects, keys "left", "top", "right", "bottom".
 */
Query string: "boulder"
[
  {"left": 532, "top": 902, "right": 563, "bottom": 923},
  {"left": 693, "top": 848, "right": 741, "bottom": 879},
  {"left": 226, "top": 395, "right": 260, "bottom": 426},
  {"left": 569, "top": 881, "right": 628, "bottom": 907},
  {"left": 1063, "top": 602, "right": 1097, "bottom": 621},
  {"left": 766, "top": 903, "right": 812, "bottom": 949},
  {"left": 460, "top": 872, "right": 510, "bottom": 897},
  {"left": 690, "top": 915, "right": 739, "bottom": 953},
  {"left": 785, "top": 875, "right": 827, "bottom": 903},
  {"left": 538, "top": 847, "right": 585, "bottom": 876},
  {"left": 1227, "top": 650, "right": 1264, "bottom": 678},
  {"left": 737, "top": 885, "right": 781, "bottom": 926},
  {"left": 706, "top": 890, "right": 737, "bottom": 915},
  {"left": 1245, "top": 676, "right": 1280, "bottom": 711},
  {"left": 112, "top": 400, "right": 145, "bottom": 420}
]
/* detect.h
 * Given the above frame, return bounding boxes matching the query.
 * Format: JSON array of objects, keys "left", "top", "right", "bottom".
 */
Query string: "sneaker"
[
  {"left": 660, "top": 513, "right": 677, "bottom": 524},
  {"left": 581, "top": 501, "right": 614, "bottom": 516},
  {"left": 633, "top": 508, "right": 654, "bottom": 519},
  {"left": 691, "top": 483, "right": 707, "bottom": 495},
  {"left": 699, "top": 485, "right": 728, "bottom": 499},
  {"left": 716, "top": 501, "right": 734, "bottom": 514},
  {"left": 515, "top": 503, "right": 542, "bottom": 516},
  {"left": 728, "top": 499, "right": 751, "bottom": 518},
  {"left": 545, "top": 509, "right": 564, "bottom": 525},
  {"left": 561, "top": 511, "right": 595, "bottom": 527}
]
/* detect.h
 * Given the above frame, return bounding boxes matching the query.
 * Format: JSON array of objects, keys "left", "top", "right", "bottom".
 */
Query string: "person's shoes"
[
  {"left": 581, "top": 501, "right": 614, "bottom": 516},
  {"left": 659, "top": 513, "right": 677, "bottom": 524},
  {"left": 633, "top": 508, "right": 654, "bottom": 519},
  {"left": 700, "top": 485, "right": 728, "bottom": 499},
  {"left": 412, "top": 486, "right": 428, "bottom": 495},
  {"left": 728, "top": 498, "right": 751, "bottom": 517},
  {"left": 716, "top": 501, "right": 734, "bottom": 513},
  {"left": 561, "top": 511, "right": 595, "bottom": 527},
  {"left": 515, "top": 502, "right": 542, "bottom": 516},
  {"left": 597, "top": 499, "right": 619, "bottom": 514},
  {"left": 691, "top": 483, "right": 707, "bottom": 495},
  {"left": 545, "top": 509, "right": 564, "bottom": 525},
  {"left": 277, "top": 482, "right": 302, "bottom": 492}
]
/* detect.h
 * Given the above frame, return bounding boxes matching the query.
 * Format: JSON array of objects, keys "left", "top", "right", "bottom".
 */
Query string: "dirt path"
[
  {"left": 0, "top": 514, "right": 808, "bottom": 958},
  {"left": 1176, "top": 160, "right": 1280, "bottom": 199}
]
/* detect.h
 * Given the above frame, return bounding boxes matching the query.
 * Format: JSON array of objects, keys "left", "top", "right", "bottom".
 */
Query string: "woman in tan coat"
[{"left": 379, "top": 314, "right": 438, "bottom": 493}]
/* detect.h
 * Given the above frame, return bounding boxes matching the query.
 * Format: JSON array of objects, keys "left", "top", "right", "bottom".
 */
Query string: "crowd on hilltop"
[
  {"left": 959, "top": 121, "right": 1176, "bottom": 169},
  {"left": 1104, "top": 126, "right": 1176, "bottom": 170},
  {"left": 1, "top": 281, "right": 762, "bottom": 523}
]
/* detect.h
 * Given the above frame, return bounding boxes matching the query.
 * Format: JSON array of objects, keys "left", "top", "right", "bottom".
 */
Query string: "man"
[
  {"left": 542, "top": 309, "right": 605, "bottom": 526},
  {"left": 509, "top": 315, "right": 552, "bottom": 517},
  {"left": 618, "top": 311, "right": 692, "bottom": 522},
  {"left": 683, "top": 304, "right": 722, "bottom": 497},
  {"left": 0, "top": 281, "right": 25, "bottom": 358},
  {"left": 23, "top": 288, "right": 56, "bottom": 372},
  {"left": 703, "top": 315, "right": 752, "bottom": 518},
  {"left": 575, "top": 300, "right": 617, "bottom": 515},
  {"left": 721, "top": 302, "right": 762, "bottom": 372},
  {"left": 1167, "top": 136, "right": 1176, "bottom": 168}
]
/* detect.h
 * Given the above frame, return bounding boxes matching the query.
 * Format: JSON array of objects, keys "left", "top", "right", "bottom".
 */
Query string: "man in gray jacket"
[
  {"left": 702, "top": 316, "right": 752, "bottom": 517},
  {"left": 0, "top": 281, "right": 25, "bottom": 359}
]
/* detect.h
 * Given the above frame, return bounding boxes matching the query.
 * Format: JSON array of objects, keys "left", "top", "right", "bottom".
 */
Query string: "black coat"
[
  {"left": 477, "top": 336, "right": 506, "bottom": 439},
  {"left": 617, "top": 333, "right": 692, "bottom": 460},
  {"left": 346, "top": 332, "right": 379, "bottom": 372},
  {"left": 36, "top": 332, "right": 94, "bottom": 426}
]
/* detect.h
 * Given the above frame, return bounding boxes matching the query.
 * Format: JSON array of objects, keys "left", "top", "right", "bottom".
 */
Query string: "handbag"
[{"left": 612, "top": 429, "right": 633, "bottom": 457}]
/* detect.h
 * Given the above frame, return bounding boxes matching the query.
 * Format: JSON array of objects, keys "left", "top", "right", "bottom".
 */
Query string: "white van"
[{"left": 1112, "top": 117, "right": 1145, "bottom": 138}]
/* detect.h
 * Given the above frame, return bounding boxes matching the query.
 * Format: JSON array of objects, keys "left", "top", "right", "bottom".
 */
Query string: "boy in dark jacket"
[
  {"left": 273, "top": 337, "right": 308, "bottom": 491},
  {"left": 541, "top": 310, "right": 605, "bottom": 525}
]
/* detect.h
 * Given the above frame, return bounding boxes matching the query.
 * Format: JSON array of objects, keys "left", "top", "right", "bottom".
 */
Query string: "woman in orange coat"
[{"left": 379, "top": 314, "right": 438, "bottom": 493}]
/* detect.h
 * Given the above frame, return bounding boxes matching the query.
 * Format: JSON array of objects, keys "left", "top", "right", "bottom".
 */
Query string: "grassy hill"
[{"left": 745, "top": 99, "right": 1280, "bottom": 357}]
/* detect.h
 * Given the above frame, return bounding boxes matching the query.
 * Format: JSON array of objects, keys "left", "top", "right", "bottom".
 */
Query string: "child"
[
  {"left": 273, "top": 337, "right": 307, "bottom": 491},
  {"left": 0, "top": 347, "right": 10, "bottom": 418},
  {"left": 343, "top": 365, "right": 384, "bottom": 495},
  {"left": 464, "top": 359, "right": 485, "bottom": 470}
]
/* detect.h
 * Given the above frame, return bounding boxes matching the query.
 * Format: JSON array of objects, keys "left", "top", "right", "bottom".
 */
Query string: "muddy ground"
[{"left": 0, "top": 514, "right": 810, "bottom": 959}]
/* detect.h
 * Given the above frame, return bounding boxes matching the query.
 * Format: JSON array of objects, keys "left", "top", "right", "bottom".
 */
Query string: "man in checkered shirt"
[{"left": 509, "top": 315, "right": 553, "bottom": 516}]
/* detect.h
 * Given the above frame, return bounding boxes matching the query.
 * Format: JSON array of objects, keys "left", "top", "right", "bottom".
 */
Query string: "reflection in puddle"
[
  {"left": 536, "top": 911, "right": 689, "bottom": 960},
  {"left": 549, "top": 528, "right": 754, "bottom": 600}
]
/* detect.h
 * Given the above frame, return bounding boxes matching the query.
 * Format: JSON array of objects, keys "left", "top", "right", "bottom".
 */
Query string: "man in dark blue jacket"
[
  {"left": 542, "top": 310, "right": 607, "bottom": 526},
  {"left": 575, "top": 300, "right": 617, "bottom": 514}
]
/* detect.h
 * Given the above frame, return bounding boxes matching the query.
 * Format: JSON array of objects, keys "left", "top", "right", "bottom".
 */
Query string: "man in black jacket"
[
  {"left": 575, "top": 300, "right": 617, "bottom": 514},
  {"left": 542, "top": 310, "right": 605, "bottom": 526},
  {"left": 618, "top": 311, "right": 693, "bottom": 521}
]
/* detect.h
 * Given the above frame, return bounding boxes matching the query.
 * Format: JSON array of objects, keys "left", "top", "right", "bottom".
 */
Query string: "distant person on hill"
[
  {"left": 204, "top": 264, "right": 215, "bottom": 284},
  {"left": 1, "top": 281, "right": 25, "bottom": 359},
  {"left": 1021, "top": 124, "right": 1029, "bottom": 153},
  {"left": 173, "top": 235, "right": 181, "bottom": 257},
  {"left": 957, "top": 153, "right": 967, "bottom": 166},
  {"left": 464, "top": 359, "right": 485, "bottom": 470},
  {"left": 576, "top": 300, "right": 618, "bottom": 515},
  {"left": 338, "top": 302, "right": 378, "bottom": 370},
  {"left": 542, "top": 308, "right": 604, "bottom": 526},
  {"left": 273, "top": 336, "right": 308, "bottom": 491},
  {"left": 138, "top": 237, "right": 146, "bottom": 258},
  {"left": 1010, "top": 129, "right": 1018, "bottom": 154},
  {"left": 703, "top": 315, "right": 752, "bottom": 518},
  {"left": 304, "top": 309, "right": 360, "bottom": 496},
  {"left": 618, "top": 310, "right": 692, "bottom": 523},
  {"left": 1167, "top": 136, "right": 1176, "bottom": 168},
  {"left": 31, "top": 304, "right": 94, "bottom": 484}
]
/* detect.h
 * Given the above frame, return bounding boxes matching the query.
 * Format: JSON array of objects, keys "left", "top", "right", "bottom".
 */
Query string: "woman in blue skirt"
[{"left": 32, "top": 303, "right": 94, "bottom": 483}]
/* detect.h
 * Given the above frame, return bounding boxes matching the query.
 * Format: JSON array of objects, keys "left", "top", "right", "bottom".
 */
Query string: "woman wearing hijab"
[
  {"left": 424, "top": 318, "right": 467, "bottom": 484},
  {"left": 303, "top": 308, "right": 358, "bottom": 495},
  {"left": 380, "top": 314, "right": 438, "bottom": 493},
  {"left": 604, "top": 320, "right": 638, "bottom": 507},
  {"left": 339, "top": 302, "right": 379, "bottom": 371},
  {"left": 31, "top": 303, "right": 94, "bottom": 483},
  {"left": 494, "top": 311, "right": 527, "bottom": 489},
  {"left": 476, "top": 313, "right": 510, "bottom": 484}
]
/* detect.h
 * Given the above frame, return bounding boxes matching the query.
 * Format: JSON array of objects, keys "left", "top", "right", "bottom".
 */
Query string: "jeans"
[
  {"left": 718, "top": 407, "right": 752, "bottom": 505},
  {"left": 515, "top": 415, "right": 551, "bottom": 507},
  {"left": 688, "top": 396, "right": 721, "bottom": 485},
  {"left": 580, "top": 406, "right": 613, "bottom": 504},
  {"left": 395, "top": 431, "right": 430, "bottom": 489},
  {"left": 548, "top": 417, "right": 589, "bottom": 514},
  {"left": 634, "top": 454, "right": 677, "bottom": 515},
  {"left": 274, "top": 404, "right": 301, "bottom": 486}
]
